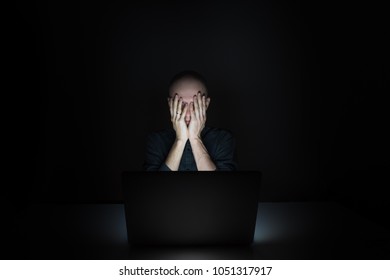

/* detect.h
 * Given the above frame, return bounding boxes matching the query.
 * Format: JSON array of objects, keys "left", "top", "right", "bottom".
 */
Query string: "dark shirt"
[{"left": 143, "top": 126, "right": 238, "bottom": 171}]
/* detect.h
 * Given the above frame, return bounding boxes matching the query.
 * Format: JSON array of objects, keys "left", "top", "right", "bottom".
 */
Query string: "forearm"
[
  {"left": 165, "top": 139, "right": 187, "bottom": 171},
  {"left": 189, "top": 137, "right": 216, "bottom": 171}
]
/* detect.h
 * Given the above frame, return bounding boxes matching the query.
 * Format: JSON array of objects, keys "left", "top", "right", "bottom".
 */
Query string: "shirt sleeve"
[
  {"left": 213, "top": 130, "right": 238, "bottom": 171},
  {"left": 143, "top": 132, "right": 172, "bottom": 171}
]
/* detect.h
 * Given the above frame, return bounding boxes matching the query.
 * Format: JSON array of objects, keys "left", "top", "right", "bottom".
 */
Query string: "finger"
[
  {"left": 172, "top": 94, "right": 179, "bottom": 119},
  {"left": 168, "top": 97, "right": 173, "bottom": 118},
  {"left": 176, "top": 97, "right": 183, "bottom": 121},
  {"left": 194, "top": 94, "right": 200, "bottom": 120},
  {"left": 201, "top": 94, "right": 206, "bottom": 118},
  {"left": 197, "top": 92, "right": 204, "bottom": 118},
  {"left": 206, "top": 97, "right": 210, "bottom": 110},
  {"left": 177, "top": 97, "right": 183, "bottom": 113},
  {"left": 180, "top": 103, "right": 188, "bottom": 121},
  {"left": 190, "top": 101, "right": 195, "bottom": 120}
]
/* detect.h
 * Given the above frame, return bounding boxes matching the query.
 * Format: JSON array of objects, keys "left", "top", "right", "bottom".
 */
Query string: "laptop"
[{"left": 122, "top": 171, "right": 261, "bottom": 246}]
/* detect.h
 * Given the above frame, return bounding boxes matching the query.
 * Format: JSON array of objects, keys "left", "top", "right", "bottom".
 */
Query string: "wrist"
[
  {"left": 175, "top": 138, "right": 188, "bottom": 144},
  {"left": 189, "top": 135, "right": 202, "bottom": 142}
]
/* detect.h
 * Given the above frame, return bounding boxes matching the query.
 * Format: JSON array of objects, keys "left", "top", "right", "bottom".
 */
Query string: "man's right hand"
[{"left": 168, "top": 94, "right": 189, "bottom": 141}]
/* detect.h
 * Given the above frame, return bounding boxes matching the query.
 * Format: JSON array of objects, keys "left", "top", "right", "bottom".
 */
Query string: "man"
[{"left": 143, "top": 70, "right": 237, "bottom": 171}]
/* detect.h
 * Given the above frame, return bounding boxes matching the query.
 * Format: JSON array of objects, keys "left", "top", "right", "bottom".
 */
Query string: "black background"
[
  {"left": 2, "top": 0, "right": 389, "bottom": 260},
  {"left": 15, "top": 0, "right": 388, "bottom": 207}
]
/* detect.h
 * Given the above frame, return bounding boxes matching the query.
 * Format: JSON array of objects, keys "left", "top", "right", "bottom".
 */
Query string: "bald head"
[
  {"left": 168, "top": 71, "right": 208, "bottom": 98},
  {"left": 168, "top": 71, "right": 210, "bottom": 126}
]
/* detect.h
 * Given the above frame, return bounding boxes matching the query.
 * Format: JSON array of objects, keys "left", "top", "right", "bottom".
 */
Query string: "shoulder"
[
  {"left": 203, "top": 126, "right": 234, "bottom": 139},
  {"left": 202, "top": 126, "right": 235, "bottom": 147},
  {"left": 203, "top": 127, "right": 236, "bottom": 157}
]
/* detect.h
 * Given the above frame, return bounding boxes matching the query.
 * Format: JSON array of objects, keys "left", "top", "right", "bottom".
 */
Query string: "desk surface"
[{"left": 10, "top": 202, "right": 390, "bottom": 259}]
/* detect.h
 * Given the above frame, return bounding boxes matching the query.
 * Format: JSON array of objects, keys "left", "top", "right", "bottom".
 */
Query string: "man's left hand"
[{"left": 188, "top": 91, "right": 210, "bottom": 140}]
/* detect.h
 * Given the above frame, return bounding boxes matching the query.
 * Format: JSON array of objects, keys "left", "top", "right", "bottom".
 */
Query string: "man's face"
[{"left": 169, "top": 78, "right": 208, "bottom": 126}]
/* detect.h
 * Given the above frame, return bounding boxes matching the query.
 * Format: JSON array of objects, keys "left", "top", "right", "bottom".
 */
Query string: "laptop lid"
[{"left": 122, "top": 171, "right": 261, "bottom": 246}]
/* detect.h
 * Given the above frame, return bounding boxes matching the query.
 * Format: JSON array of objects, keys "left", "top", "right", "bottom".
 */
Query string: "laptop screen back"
[{"left": 122, "top": 171, "right": 261, "bottom": 245}]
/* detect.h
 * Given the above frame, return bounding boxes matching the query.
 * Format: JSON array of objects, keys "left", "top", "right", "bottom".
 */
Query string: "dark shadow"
[{"left": 128, "top": 245, "right": 254, "bottom": 260}]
